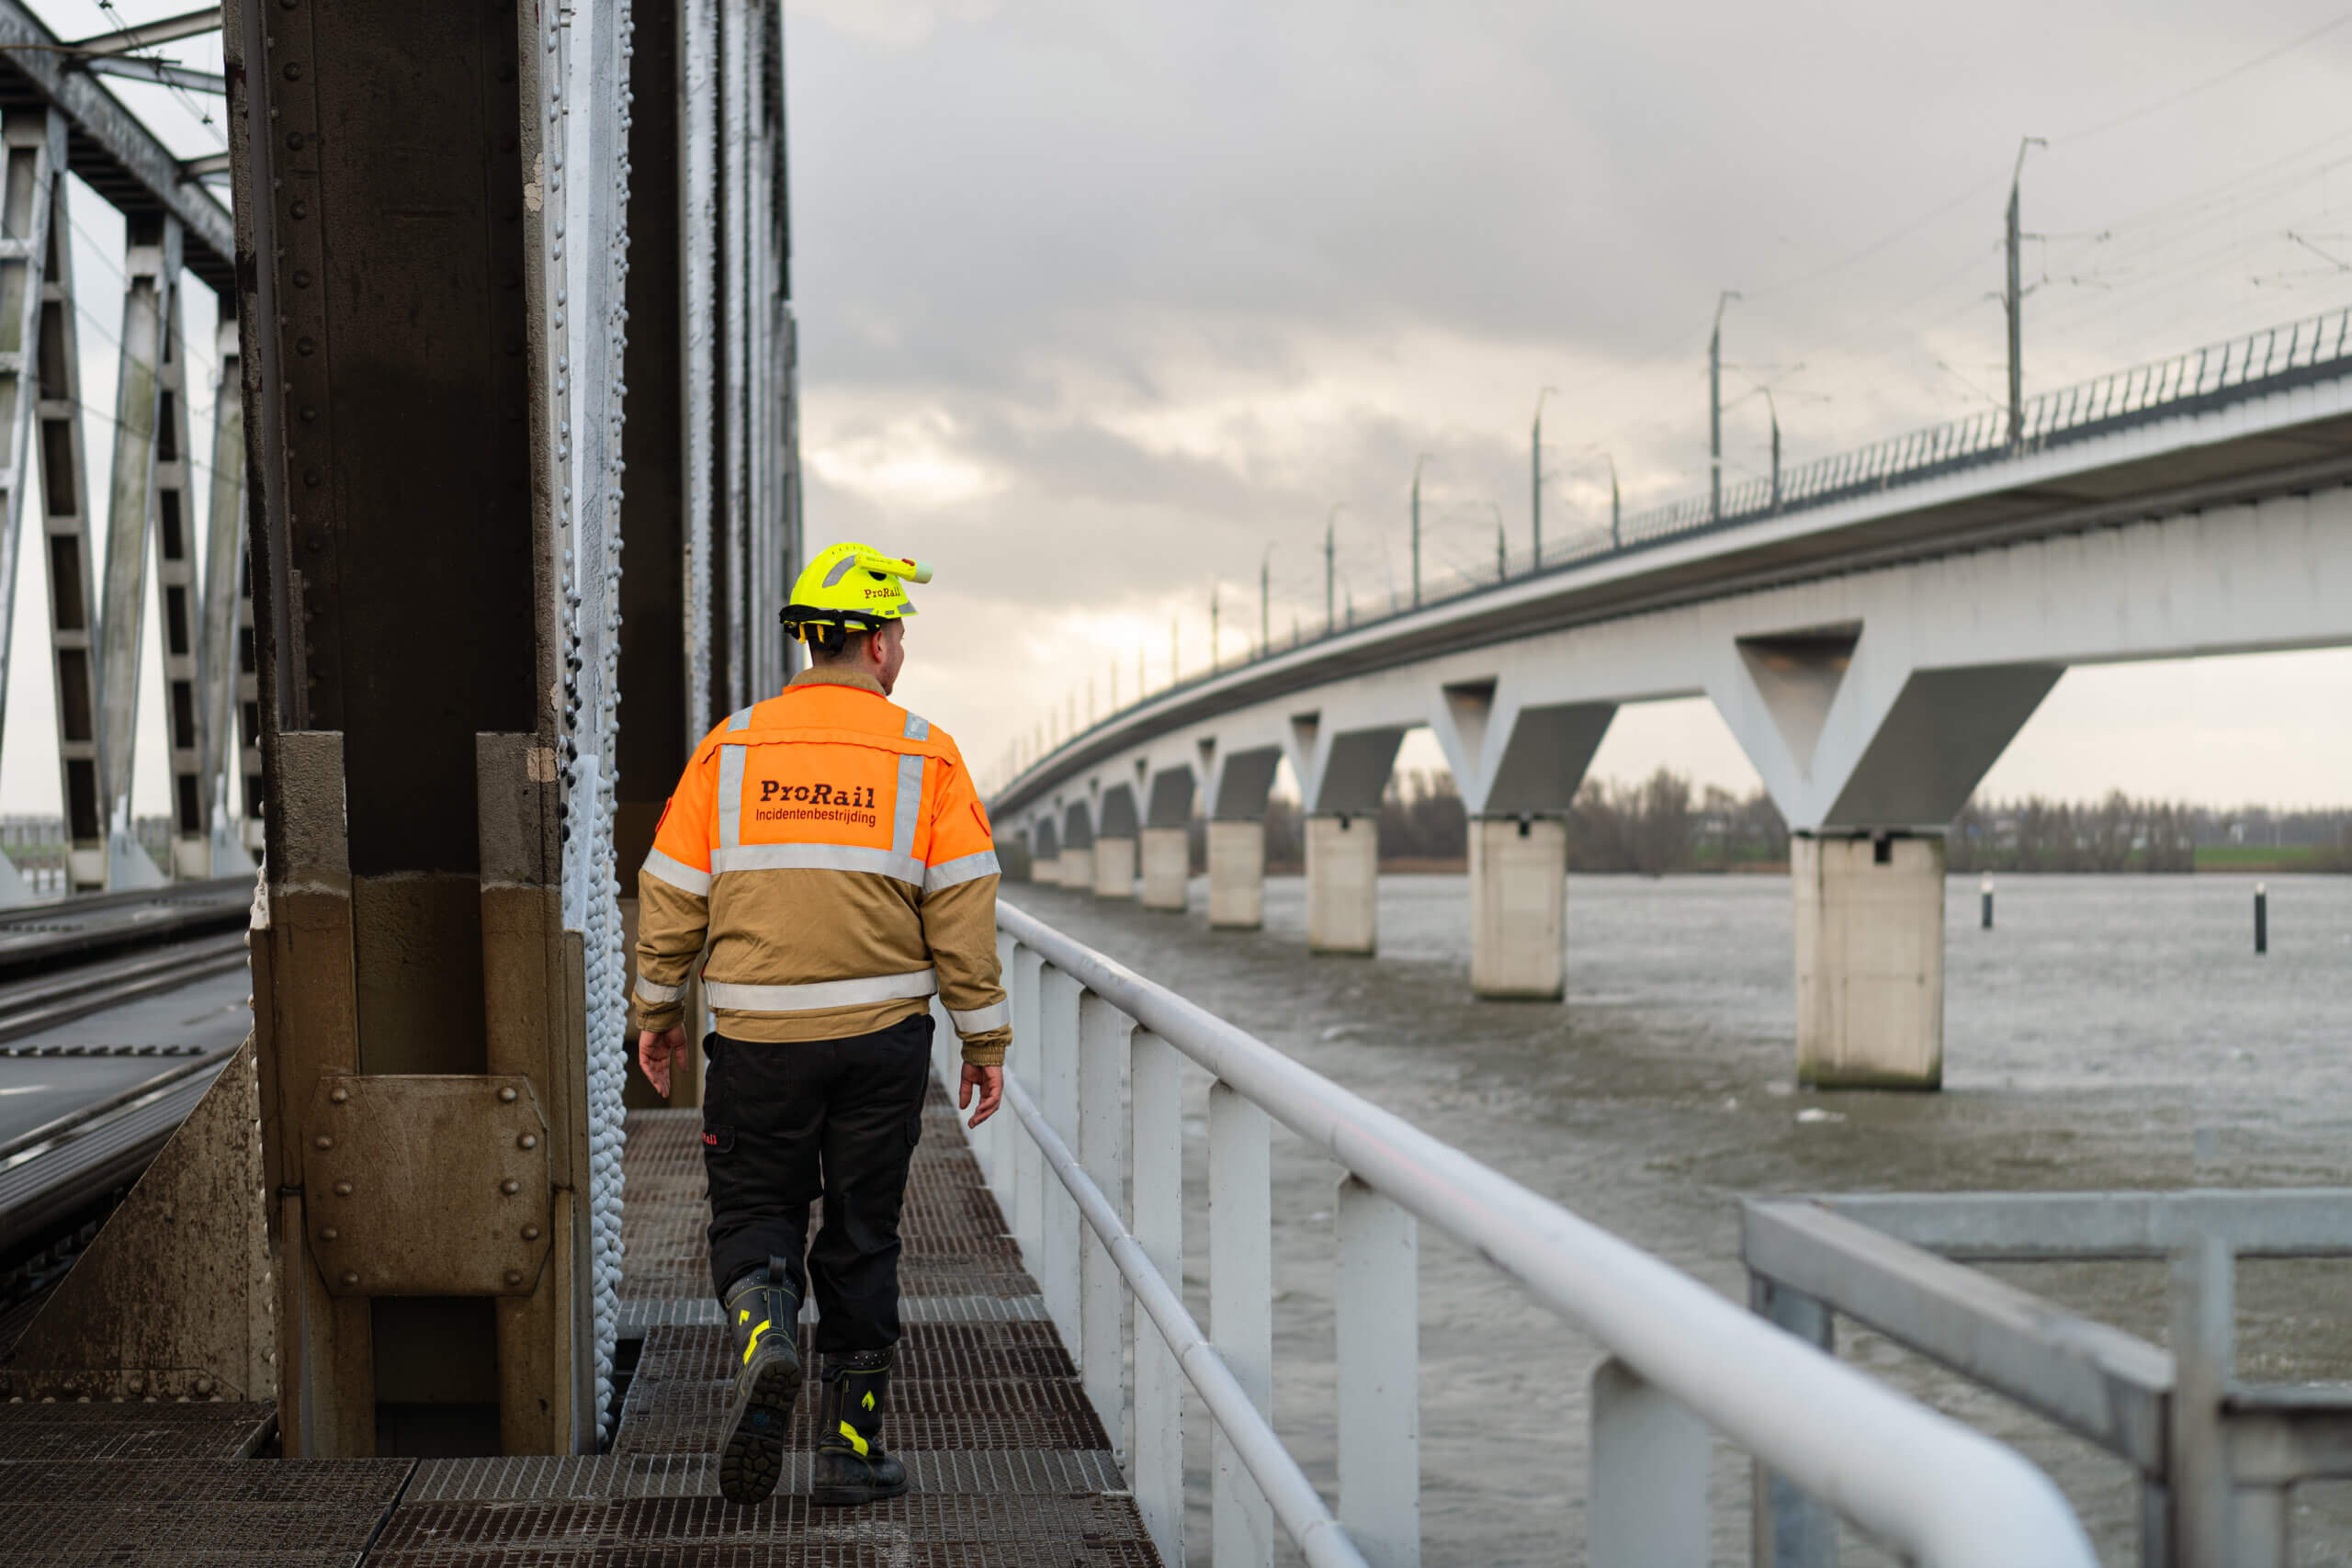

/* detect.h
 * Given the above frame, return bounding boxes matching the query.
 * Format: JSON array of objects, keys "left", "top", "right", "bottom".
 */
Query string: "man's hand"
[
  {"left": 638, "top": 1025, "right": 687, "bottom": 1100},
  {"left": 958, "top": 1063, "right": 1003, "bottom": 1129}
]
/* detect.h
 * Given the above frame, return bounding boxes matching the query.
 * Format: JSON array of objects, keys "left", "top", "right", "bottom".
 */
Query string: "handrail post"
[
  {"left": 978, "top": 931, "right": 1014, "bottom": 1186},
  {"left": 2169, "top": 1230, "right": 2233, "bottom": 1568},
  {"left": 1589, "top": 1357, "right": 1709, "bottom": 1567},
  {"left": 1748, "top": 1274, "right": 1838, "bottom": 1568},
  {"left": 1040, "top": 968, "right": 1084, "bottom": 1350},
  {"left": 1131, "top": 1029, "right": 1186, "bottom": 1564},
  {"left": 1011, "top": 946, "right": 1046, "bottom": 1264},
  {"left": 1078, "top": 989, "right": 1134, "bottom": 1466},
  {"left": 1209, "top": 1078, "right": 1274, "bottom": 1568},
  {"left": 1336, "top": 1175, "right": 1418, "bottom": 1568}
]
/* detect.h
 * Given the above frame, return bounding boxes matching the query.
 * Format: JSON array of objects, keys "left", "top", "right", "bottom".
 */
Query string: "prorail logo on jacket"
[{"left": 757, "top": 781, "right": 878, "bottom": 808}]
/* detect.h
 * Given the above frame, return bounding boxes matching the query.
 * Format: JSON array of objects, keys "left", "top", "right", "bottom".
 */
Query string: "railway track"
[{"left": 0, "top": 880, "right": 255, "bottom": 1340}]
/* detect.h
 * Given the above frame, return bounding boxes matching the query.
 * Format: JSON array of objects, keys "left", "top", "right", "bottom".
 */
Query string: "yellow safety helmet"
[{"left": 780, "top": 542, "right": 933, "bottom": 643}]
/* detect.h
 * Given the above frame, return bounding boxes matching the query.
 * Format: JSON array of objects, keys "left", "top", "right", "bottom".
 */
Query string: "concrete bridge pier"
[
  {"left": 1792, "top": 833, "right": 1946, "bottom": 1087},
  {"left": 1141, "top": 829, "right": 1189, "bottom": 908},
  {"left": 1434, "top": 690, "right": 1617, "bottom": 1000},
  {"left": 1295, "top": 723, "right": 1406, "bottom": 956},
  {"left": 1057, "top": 800, "right": 1094, "bottom": 889},
  {"left": 1092, "top": 783, "right": 1137, "bottom": 898},
  {"left": 1033, "top": 818, "right": 1061, "bottom": 883},
  {"left": 1207, "top": 821, "right": 1265, "bottom": 926},
  {"left": 1468, "top": 817, "right": 1567, "bottom": 998},
  {"left": 1306, "top": 814, "right": 1378, "bottom": 953},
  {"left": 1092, "top": 837, "right": 1134, "bottom": 897},
  {"left": 1205, "top": 745, "right": 1281, "bottom": 929},
  {"left": 1140, "top": 766, "right": 1195, "bottom": 910},
  {"left": 1712, "top": 632, "right": 2064, "bottom": 1089}
]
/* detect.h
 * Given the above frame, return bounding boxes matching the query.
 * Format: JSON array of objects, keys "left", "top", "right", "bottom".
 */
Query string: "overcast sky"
[
  {"left": 788, "top": 0, "right": 2352, "bottom": 807},
  {"left": 6, "top": 4, "right": 2348, "bottom": 826}
]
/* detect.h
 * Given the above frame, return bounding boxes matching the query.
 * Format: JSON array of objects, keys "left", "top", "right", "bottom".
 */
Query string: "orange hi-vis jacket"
[{"left": 631, "top": 667, "right": 1011, "bottom": 1066}]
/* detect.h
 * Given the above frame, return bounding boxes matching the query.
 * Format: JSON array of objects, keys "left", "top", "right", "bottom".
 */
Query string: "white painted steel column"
[
  {"left": 2168, "top": 1231, "right": 2233, "bottom": 1568},
  {"left": 1589, "top": 1357, "right": 1710, "bottom": 1567},
  {"left": 1140, "top": 826, "right": 1188, "bottom": 910},
  {"left": 978, "top": 930, "right": 1018, "bottom": 1187},
  {"left": 677, "top": 0, "right": 718, "bottom": 739},
  {"left": 1130, "top": 1029, "right": 1186, "bottom": 1565},
  {"left": 1011, "top": 946, "right": 1046, "bottom": 1261},
  {"left": 96, "top": 216, "right": 178, "bottom": 890},
  {"left": 1306, "top": 814, "right": 1377, "bottom": 954},
  {"left": 0, "top": 111, "right": 58, "bottom": 904},
  {"left": 1748, "top": 1276, "right": 1837, "bottom": 1568},
  {"left": 149, "top": 263, "right": 203, "bottom": 879},
  {"left": 231, "top": 533, "right": 260, "bottom": 852},
  {"left": 1208, "top": 818, "right": 1264, "bottom": 929},
  {"left": 1336, "top": 1175, "right": 1418, "bottom": 1568},
  {"left": 196, "top": 314, "right": 252, "bottom": 875},
  {"left": 1209, "top": 1079, "right": 1274, "bottom": 1568},
  {"left": 717, "top": 0, "right": 752, "bottom": 708},
  {"left": 1039, "top": 967, "right": 1084, "bottom": 1349},
  {"left": 1078, "top": 990, "right": 1133, "bottom": 1465}
]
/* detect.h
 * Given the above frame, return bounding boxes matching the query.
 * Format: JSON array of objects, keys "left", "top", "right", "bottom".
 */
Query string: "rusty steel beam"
[
  {"left": 0, "top": 108, "right": 56, "bottom": 904},
  {"left": 226, "top": 0, "right": 600, "bottom": 1459},
  {"left": 32, "top": 144, "right": 108, "bottom": 892}
]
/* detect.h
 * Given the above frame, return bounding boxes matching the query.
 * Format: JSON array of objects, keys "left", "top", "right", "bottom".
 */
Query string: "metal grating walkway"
[{"left": 0, "top": 1072, "right": 1157, "bottom": 1564}]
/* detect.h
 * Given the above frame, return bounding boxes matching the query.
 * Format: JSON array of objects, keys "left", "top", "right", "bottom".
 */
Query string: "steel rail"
[
  {"left": 0, "top": 1042, "right": 231, "bottom": 1168},
  {"left": 1002, "top": 1072, "right": 1371, "bottom": 1568},
  {"left": 0, "top": 932, "right": 247, "bottom": 1044},
  {"left": 995, "top": 900, "right": 2095, "bottom": 1566},
  {"left": 0, "top": 1057, "right": 224, "bottom": 1258}
]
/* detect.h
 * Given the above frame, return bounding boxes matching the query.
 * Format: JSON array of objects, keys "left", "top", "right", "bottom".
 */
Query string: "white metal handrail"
[
  {"left": 1001, "top": 1071, "right": 1369, "bottom": 1568},
  {"left": 944, "top": 900, "right": 2096, "bottom": 1567}
]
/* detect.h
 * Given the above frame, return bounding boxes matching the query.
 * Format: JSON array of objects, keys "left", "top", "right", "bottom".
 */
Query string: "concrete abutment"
[{"left": 1792, "top": 833, "right": 1945, "bottom": 1089}]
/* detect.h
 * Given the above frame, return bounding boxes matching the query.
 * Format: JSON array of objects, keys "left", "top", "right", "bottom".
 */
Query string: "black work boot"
[
  {"left": 717, "top": 1257, "right": 803, "bottom": 1506},
  {"left": 811, "top": 1348, "right": 910, "bottom": 1506}
]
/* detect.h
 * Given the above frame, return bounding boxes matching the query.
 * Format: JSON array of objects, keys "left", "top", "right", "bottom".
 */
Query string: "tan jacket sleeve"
[
  {"left": 632, "top": 739, "right": 718, "bottom": 1034},
  {"left": 920, "top": 740, "right": 1010, "bottom": 1066}
]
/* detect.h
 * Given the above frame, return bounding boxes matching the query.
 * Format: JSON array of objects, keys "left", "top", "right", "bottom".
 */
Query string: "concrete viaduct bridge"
[{"left": 992, "top": 318, "right": 2352, "bottom": 1089}]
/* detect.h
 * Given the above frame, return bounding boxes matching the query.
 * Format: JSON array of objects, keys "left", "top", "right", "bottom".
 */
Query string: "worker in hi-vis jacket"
[{"left": 632, "top": 542, "right": 1009, "bottom": 1507}]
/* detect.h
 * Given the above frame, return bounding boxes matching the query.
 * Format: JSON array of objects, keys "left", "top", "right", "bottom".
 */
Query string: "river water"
[{"left": 1001, "top": 872, "right": 2352, "bottom": 1566}]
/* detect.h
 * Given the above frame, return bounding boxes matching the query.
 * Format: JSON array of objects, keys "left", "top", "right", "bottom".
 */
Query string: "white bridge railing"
[{"left": 933, "top": 901, "right": 2096, "bottom": 1567}]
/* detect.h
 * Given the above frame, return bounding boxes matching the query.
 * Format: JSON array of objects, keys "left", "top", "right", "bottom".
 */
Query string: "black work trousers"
[{"left": 702, "top": 1012, "right": 933, "bottom": 1354}]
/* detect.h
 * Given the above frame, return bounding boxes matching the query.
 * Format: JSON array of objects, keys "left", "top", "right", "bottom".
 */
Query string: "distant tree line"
[
  {"left": 1142, "top": 776, "right": 2352, "bottom": 880},
  {"left": 1951, "top": 795, "right": 2352, "bottom": 872},
  {"left": 1244, "top": 769, "right": 1792, "bottom": 875}
]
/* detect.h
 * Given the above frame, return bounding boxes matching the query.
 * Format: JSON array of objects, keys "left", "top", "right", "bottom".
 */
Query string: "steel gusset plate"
[{"left": 303, "top": 1075, "right": 552, "bottom": 1298}]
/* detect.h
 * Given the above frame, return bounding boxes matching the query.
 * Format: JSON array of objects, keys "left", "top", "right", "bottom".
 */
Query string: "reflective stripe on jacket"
[{"left": 631, "top": 667, "right": 1011, "bottom": 1066}]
